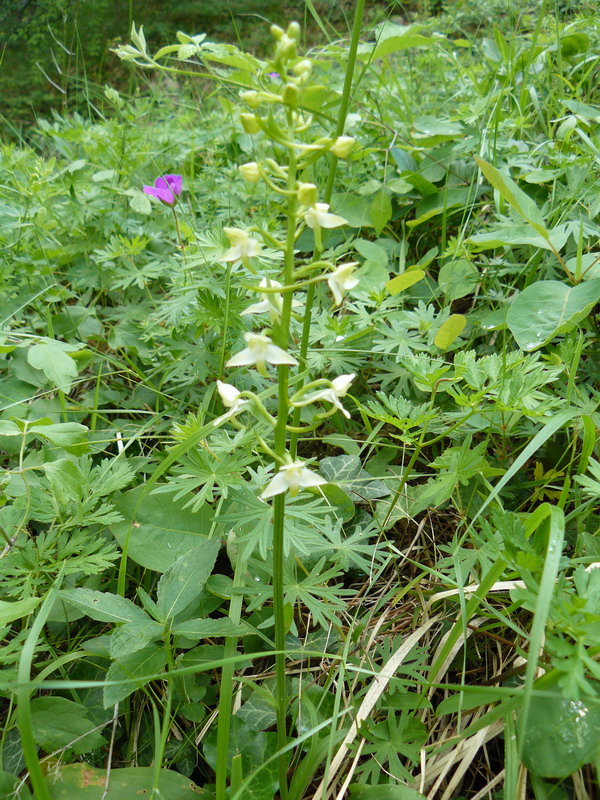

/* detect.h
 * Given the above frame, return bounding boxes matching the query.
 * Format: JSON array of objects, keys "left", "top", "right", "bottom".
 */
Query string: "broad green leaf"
[
  {"left": 27, "top": 343, "right": 79, "bottom": 394},
  {"left": 354, "top": 239, "right": 388, "bottom": 265},
  {"left": 318, "top": 483, "right": 356, "bottom": 522},
  {"left": 474, "top": 156, "right": 546, "bottom": 231},
  {"left": 112, "top": 485, "right": 214, "bottom": 571},
  {"left": 103, "top": 645, "right": 167, "bottom": 707},
  {"left": 434, "top": 314, "right": 466, "bottom": 349},
  {"left": 172, "top": 617, "right": 249, "bottom": 639},
  {"left": 506, "top": 279, "right": 600, "bottom": 350},
  {"left": 60, "top": 588, "right": 150, "bottom": 625},
  {"left": 357, "top": 22, "right": 432, "bottom": 60},
  {"left": 438, "top": 260, "right": 478, "bottom": 301},
  {"left": 520, "top": 687, "right": 600, "bottom": 777},
  {"left": 0, "top": 421, "right": 22, "bottom": 437},
  {"left": 0, "top": 771, "right": 32, "bottom": 800},
  {"left": 386, "top": 269, "right": 425, "bottom": 295},
  {"left": 156, "top": 539, "right": 220, "bottom": 621},
  {"left": 109, "top": 619, "right": 164, "bottom": 659},
  {"left": 30, "top": 697, "right": 105, "bottom": 755},
  {"left": 47, "top": 764, "right": 207, "bottom": 799},
  {"left": 320, "top": 455, "right": 390, "bottom": 501},
  {"left": 0, "top": 597, "right": 40, "bottom": 626}
]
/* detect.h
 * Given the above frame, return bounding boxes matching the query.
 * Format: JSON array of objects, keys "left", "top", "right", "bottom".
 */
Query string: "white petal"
[
  {"left": 331, "top": 373, "right": 355, "bottom": 396},
  {"left": 316, "top": 210, "right": 348, "bottom": 229},
  {"left": 217, "top": 380, "right": 241, "bottom": 406},
  {"left": 297, "top": 468, "right": 327, "bottom": 488},
  {"left": 260, "top": 472, "right": 290, "bottom": 499},
  {"left": 226, "top": 348, "right": 256, "bottom": 367},
  {"left": 264, "top": 344, "right": 299, "bottom": 366},
  {"left": 241, "top": 300, "right": 272, "bottom": 315}
]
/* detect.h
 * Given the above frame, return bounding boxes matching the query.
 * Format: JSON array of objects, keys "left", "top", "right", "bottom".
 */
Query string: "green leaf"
[
  {"left": 468, "top": 223, "right": 570, "bottom": 252},
  {"left": 32, "top": 421, "right": 88, "bottom": 447},
  {"left": 172, "top": 617, "right": 249, "bottom": 639},
  {"left": 109, "top": 619, "right": 164, "bottom": 659},
  {"left": 369, "top": 190, "right": 392, "bottom": 234},
  {"left": 349, "top": 785, "right": 426, "bottom": 800},
  {"left": 506, "top": 279, "right": 600, "bottom": 351},
  {"left": 111, "top": 485, "right": 214, "bottom": 572},
  {"left": 520, "top": 686, "right": 600, "bottom": 777},
  {"left": 27, "top": 343, "right": 79, "bottom": 394},
  {"left": 0, "top": 771, "right": 32, "bottom": 800},
  {"left": 438, "top": 260, "right": 478, "bottom": 301},
  {"left": 319, "top": 455, "right": 390, "bottom": 502},
  {"left": 103, "top": 645, "right": 167, "bottom": 707},
  {"left": 156, "top": 539, "right": 220, "bottom": 621},
  {"left": 474, "top": 156, "right": 546, "bottom": 231},
  {"left": 60, "top": 588, "right": 150, "bottom": 625},
  {"left": 386, "top": 269, "right": 425, "bottom": 295},
  {"left": 30, "top": 697, "right": 105, "bottom": 755},
  {"left": 47, "top": 764, "right": 207, "bottom": 799},
  {"left": 434, "top": 314, "right": 466, "bottom": 349},
  {"left": 0, "top": 597, "right": 40, "bottom": 626}
]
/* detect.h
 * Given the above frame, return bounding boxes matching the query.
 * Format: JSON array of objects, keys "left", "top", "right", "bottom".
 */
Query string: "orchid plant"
[{"left": 130, "top": 19, "right": 363, "bottom": 800}]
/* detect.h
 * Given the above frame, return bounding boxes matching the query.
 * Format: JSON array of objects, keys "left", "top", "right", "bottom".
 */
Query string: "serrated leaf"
[
  {"left": 30, "top": 697, "right": 105, "bottom": 755},
  {"left": 61, "top": 588, "right": 150, "bottom": 625},
  {"left": 109, "top": 619, "right": 164, "bottom": 659},
  {"left": 104, "top": 645, "right": 167, "bottom": 707},
  {"left": 434, "top": 314, "right": 466, "bottom": 349}
]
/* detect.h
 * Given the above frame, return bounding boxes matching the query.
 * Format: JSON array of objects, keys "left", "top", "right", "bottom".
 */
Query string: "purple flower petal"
[
  {"left": 164, "top": 174, "right": 182, "bottom": 196},
  {"left": 143, "top": 183, "right": 176, "bottom": 205}
]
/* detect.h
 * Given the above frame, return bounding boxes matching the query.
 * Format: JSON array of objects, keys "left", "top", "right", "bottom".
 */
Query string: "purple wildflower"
[
  {"left": 143, "top": 174, "right": 182, "bottom": 206},
  {"left": 267, "top": 71, "right": 280, "bottom": 79}
]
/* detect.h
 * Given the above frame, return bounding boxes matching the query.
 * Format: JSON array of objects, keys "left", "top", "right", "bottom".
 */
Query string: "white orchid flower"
[
  {"left": 222, "top": 227, "right": 261, "bottom": 263},
  {"left": 261, "top": 460, "right": 327, "bottom": 499},
  {"left": 226, "top": 332, "right": 298, "bottom": 373},
  {"left": 327, "top": 262, "right": 359, "bottom": 306},
  {"left": 241, "top": 277, "right": 301, "bottom": 322},
  {"left": 214, "top": 380, "right": 248, "bottom": 424},
  {"left": 304, "top": 203, "right": 347, "bottom": 230},
  {"left": 292, "top": 373, "right": 355, "bottom": 419}
]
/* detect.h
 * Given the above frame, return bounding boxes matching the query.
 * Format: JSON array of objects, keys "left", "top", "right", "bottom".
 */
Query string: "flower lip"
[
  {"left": 260, "top": 460, "right": 327, "bottom": 499},
  {"left": 143, "top": 174, "right": 183, "bottom": 206},
  {"left": 226, "top": 332, "right": 298, "bottom": 370}
]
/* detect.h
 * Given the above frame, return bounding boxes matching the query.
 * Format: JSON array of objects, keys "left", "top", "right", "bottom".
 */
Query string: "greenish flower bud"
[
  {"left": 271, "top": 24, "right": 284, "bottom": 40},
  {"left": 240, "top": 90, "right": 260, "bottom": 108},
  {"left": 330, "top": 136, "right": 356, "bottom": 158},
  {"left": 240, "top": 113, "right": 261, "bottom": 134},
  {"left": 239, "top": 162, "right": 261, "bottom": 183},
  {"left": 293, "top": 59, "right": 312, "bottom": 77},
  {"left": 287, "top": 21, "right": 301, "bottom": 41},
  {"left": 297, "top": 182, "right": 318, "bottom": 206},
  {"left": 282, "top": 83, "right": 300, "bottom": 106}
]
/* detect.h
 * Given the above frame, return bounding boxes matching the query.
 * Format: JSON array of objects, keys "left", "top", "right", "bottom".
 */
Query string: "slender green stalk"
[
  {"left": 269, "top": 139, "right": 298, "bottom": 800},
  {"left": 215, "top": 557, "right": 246, "bottom": 800},
  {"left": 289, "top": 0, "right": 366, "bottom": 459},
  {"left": 17, "top": 566, "right": 65, "bottom": 800}
]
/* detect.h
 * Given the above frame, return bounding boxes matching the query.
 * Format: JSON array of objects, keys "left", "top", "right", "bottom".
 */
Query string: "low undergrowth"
[{"left": 1, "top": 2, "right": 600, "bottom": 798}]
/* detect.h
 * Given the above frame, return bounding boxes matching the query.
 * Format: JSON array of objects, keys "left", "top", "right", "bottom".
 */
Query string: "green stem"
[
  {"left": 289, "top": 0, "right": 365, "bottom": 459},
  {"left": 171, "top": 206, "right": 184, "bottom": 251},
  {"left": 215, "top": 556, "right": 246, "bottom": 800},
  {"left": 267, "top": 127, "right": 298, "bottom": 800}
]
